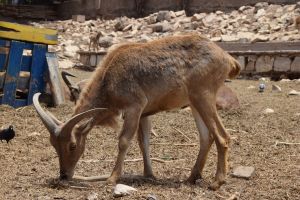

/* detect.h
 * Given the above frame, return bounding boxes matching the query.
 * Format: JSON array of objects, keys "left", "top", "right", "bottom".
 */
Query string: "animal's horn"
[
  {"left": 33, "top": 93, "right": 60, "bottom": 136},
  {"left": 61, "top": 71, "right": 76, "bottom": 89},
  {"left": 60, "top": 108, "right": 107, "bottom": 135}
]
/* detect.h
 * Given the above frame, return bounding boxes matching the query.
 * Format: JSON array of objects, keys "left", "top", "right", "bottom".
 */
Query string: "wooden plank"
[
  {"left": 21, "top": 55, "right": 32, "bottom": 71},
  {"left": 27, "top": 43, "right": 48, "bottom": 105},
  {"left": 0, "top": 21, "right": 58, "bottom": 45},
  {"left": 46, "top": 52, "right": 65, "bottom": 105},
  {"left": 0, "top": 53, "right": 7, "bottom": 71},
  {"left": 2, "top": 40, "right": 24, "bottom": 107},
  {"left": 217, "top": 42, "right": 300, "bottom": 53}
]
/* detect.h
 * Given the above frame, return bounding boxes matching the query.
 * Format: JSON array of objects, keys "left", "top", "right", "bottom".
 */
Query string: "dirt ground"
[{"left": 0, "top": 70, "right": 299, "bottom": 200}]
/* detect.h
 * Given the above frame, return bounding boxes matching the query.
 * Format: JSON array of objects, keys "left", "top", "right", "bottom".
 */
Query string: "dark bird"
[{"left": 0, "top": 125, "right": 15, "bottom": 143}]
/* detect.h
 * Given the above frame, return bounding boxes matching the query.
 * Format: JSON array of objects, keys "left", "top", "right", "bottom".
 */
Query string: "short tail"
[{"left": 228, "top": 57, "right": 241, "bottom": 79}]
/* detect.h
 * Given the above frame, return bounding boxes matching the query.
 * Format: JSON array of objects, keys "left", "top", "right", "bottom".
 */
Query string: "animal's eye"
[{"left": 69, "top": 143, "right": 77, "bottom": 151}]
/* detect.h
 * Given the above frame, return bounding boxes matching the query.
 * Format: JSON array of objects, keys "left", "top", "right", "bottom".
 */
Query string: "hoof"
[
  {"left": 208, "top": 180, "right": 225, "bottom": 191},
  {"left": 106, "top": 177, "right": 117, "bottom": 186},
  {"left": 144, "top": 174, "right": 156, "bottom": 180},
  {"left": 186, "top": 174, "right": 202, "bottom": 184}
]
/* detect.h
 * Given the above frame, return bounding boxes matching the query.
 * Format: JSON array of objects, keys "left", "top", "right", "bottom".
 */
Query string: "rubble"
[{"left": 31, "top": 3, "right": 300, "bottom": 69}]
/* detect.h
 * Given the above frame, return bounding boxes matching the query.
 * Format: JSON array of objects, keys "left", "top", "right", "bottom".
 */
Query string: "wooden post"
[{"left": 46, "top": 52, "right": 65, "bottom": 106}]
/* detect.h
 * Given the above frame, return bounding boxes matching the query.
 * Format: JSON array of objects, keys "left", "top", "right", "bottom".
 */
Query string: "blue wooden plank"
[
  {"left": 0, "top": 39, "right": 10, "bottom": 47},
  {"left": 27, "top": 43, "right": 48, "bottom": 105},
  {"left": 21, "top": 55, "right": 32, "bottom": 71},
  {"left": 0, "top": 54, "right": 7, "bottom": 71},
  {"left": 2, "top": 41, "right": 25, "bottom": 107},
  {"left": 14, "top": 99, "right": 27, "bottom": 108},
  {"left": 23, "top": 43, "right": 34, "bottom": 50}
]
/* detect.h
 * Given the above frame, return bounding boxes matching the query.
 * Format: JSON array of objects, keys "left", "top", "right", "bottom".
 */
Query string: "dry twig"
[
  {"left": 274, "top": 141, "right": 300, "bottom": 146},
  {"left": 172, "top": 127, "right": 192, "bottom": 142}
]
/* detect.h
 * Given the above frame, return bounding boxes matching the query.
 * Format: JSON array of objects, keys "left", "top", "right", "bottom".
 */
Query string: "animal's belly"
[{"left": 143, "top": 89, "right": 189, "bottom": 116}]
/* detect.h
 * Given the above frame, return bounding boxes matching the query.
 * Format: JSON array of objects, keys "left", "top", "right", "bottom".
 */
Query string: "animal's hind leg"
[
  {"left": 189, "top": 92, "right": 230, "bottom": 190},
  {"left": 187, "top": 105, "right": 214, "bottom": 183},
  {"left": 106, "top": 105, "right": 144, "bottom": 185},
  {"left": 137, "top": 116, "right": 155, "bottom": 178}
]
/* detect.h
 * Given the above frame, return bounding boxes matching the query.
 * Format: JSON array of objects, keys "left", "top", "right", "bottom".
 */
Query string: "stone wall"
[{"left": 55, "top": 0, "right": 299, "bottom": 19}]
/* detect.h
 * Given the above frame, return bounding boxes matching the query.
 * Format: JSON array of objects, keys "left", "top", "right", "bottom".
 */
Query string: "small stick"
[
  {"left": 174, "top": 143, "right": 197, "bottom": 146},
  {"left": 151, "top": 128, "right": 158, "bottom": 137},
  {"left": 73, "top": 174, "right": 110, "bottom": 182},
  {"left": 175, "top": 167, "right": 190, "bottom": 171},
  {"left": 275, "top": 141, "right": 300, "bottom": 146},
  {"left": 151, "top": 143, "right": 170, "bottom": 145},
  {"left": 172, "top": 127, "right": 192, "bottom": 142},
  {"left": 69, "top": 185, "right": 89, "bottom": 190}
]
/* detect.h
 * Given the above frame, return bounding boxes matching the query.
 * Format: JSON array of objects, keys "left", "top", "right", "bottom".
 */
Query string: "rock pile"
[{"left": 31, "top": 2, "right": 300, "bottom": 69}]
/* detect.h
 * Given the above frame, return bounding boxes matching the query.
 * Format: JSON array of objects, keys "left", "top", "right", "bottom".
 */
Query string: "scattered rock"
[
  {"left": 113, "top": 184, "right": 137, "bottom": 198},
  {"left": 156, "top": 11, "right": 172, "bottom": 22},
  {"left": 151, "top": 22, "right": 172, "bottom": 32},
  {"left": 247, "top": 85, "right": 255, "bottom": 89},
  {"left": 98, "top": 36, "right": 114, "bottom": 48},
  {"left": 288, "top": 90, "right": 300, "bottom": 95},
  {"left": 263, "top": 108, "right": 275, "bottom": 114},
  {"left": 86, "top": 192, "right": 98, "bottom": 200},
  {"left": 146, "top": 194, "right": 157, "bottom": 200},
  {"left": 28, "top": 132, "right": 41, "bottom": 137},
  {"left": 58, "top": 59, "right": 74, "bottom": 69},
  {"left": 232, "top": 166, "right": 255, "bottom": 179},
  {"left": 272, "top": 84, "right": 282, "bottom": 92}
]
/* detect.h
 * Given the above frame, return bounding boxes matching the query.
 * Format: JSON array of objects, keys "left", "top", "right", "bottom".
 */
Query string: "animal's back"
[{"left": 76, "top": 34, "right": 239, "bottom": 113}]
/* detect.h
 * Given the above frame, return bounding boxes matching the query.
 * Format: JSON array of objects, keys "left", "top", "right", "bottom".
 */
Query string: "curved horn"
[
  {"left": 33, "top": 93, "right": 60, "bottom": 136},
  {"left": 61, "top": 71, "right": 76, "bottom": 90},
  {"left": 60, "top": 108, "right": 107, "bottom": 136}
]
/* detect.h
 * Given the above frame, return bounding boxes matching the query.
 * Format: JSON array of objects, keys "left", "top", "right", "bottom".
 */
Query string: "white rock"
[
  {"left": 58, "top": 59, "right": 74, "bottom": 69},
  {"left": 288, "top": 90, "right": 300, "bottom": 95},
  {"left": 86, "top": 192, "right": 98, "bottom": 200},
  {"left": 263, "top": 108, "right": 275, "bottom": 114},
  {"left": 232, "top": 166, "right": 255, "bottom": 179},
  {"left": 113, "top": 184, "right": 137, "bottom": 197},
  {"left": 221, "top": 35, "right": 239, "bottom": 42},
  {"left": 174, "top": 10, "right": 186, "bottom": 17},
  {"left": 247, "top": 85, "right": 255, "bottom": 89},
  {"left": 64, "top": 45, "right": 79, "bottom": 58}
]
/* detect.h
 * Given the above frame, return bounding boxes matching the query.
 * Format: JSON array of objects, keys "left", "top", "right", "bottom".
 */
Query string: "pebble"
[
  {"left": 247, "top": 85, "right": 255, "bottom": 89},
  {"left": 86, "top": 192, "right": 98, "bottom": 200},
  {"left": 263, "top": 108, "right": 275, "bottom": 114},
  {"left": 288, "top": 90, "right": 300, "bottom": 95},
  {"left": 147, "top": 194, "right": 158, "bottom": 200},
  {"left": 232, "top": 166, "right": 255, "bottom": 179},
  {"left": 113, "top": 184, "right": 137, "bottom": 198}
]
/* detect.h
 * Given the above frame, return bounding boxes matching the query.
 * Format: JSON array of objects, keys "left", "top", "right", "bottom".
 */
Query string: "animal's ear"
[
  {"left": 60, "top": 108, "right": 106, "bottom": 137},
  {"left": 77, "top": 118, "right": 95, "bottom": 136}
]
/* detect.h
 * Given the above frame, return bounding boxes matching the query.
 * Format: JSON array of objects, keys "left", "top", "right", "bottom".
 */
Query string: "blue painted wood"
[
  {"left": 0, "top": 53, "right": 7, "bottom": 71},
  {"left": 27, "top": 43, "right": 48, "bottom": 105},
  {"left": 21, "top": 55, "right": 32, "bottom": 71},
  {"left": 14, "top": 99, "right": 27, "bottom": 107},
  {"left": 2, "top": 41, "right": 25, "bottom": 107},
  {"left": 0, "top": 39, "right": 7, "bottom": 47}
]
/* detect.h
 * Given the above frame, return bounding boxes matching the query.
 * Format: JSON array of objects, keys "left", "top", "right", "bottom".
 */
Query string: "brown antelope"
[
  {"left": 61, "top": 71, "right": 89, "bottom": 104},
  {"left": 33, "top": 34, "right": 240, "bottom": 190}
]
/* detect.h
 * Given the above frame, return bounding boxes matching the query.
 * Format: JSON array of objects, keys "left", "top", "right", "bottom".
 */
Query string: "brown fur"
[{"left": 38, "top": 34, "right": 241, "bottom": 190}]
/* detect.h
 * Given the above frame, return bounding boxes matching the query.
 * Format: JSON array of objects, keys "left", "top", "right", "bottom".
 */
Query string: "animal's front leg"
[
  {"left": 138, "top": 116, "right": 155, "bottom": 178},
  {"left": 107, "top": 107, "right": 143, "bottom": 185}
]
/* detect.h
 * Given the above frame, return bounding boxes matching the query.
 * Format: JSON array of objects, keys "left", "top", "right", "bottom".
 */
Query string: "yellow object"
[{"left": 0, "top": 21, "right": 58, "bottom": 45}]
